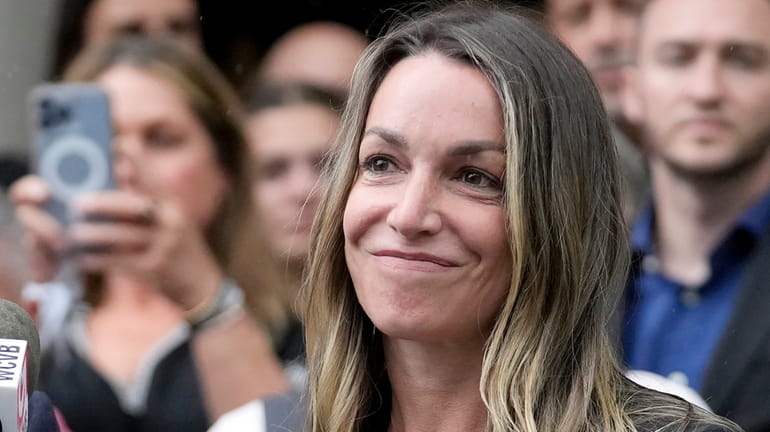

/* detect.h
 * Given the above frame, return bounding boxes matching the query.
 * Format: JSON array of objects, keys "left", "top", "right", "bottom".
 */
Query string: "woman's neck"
[
  {"left": 384, "top": 337, "right": 488, "bottom": 432},
  {"left": 97, "top": 271, "right": 181, "bottom": 316}
]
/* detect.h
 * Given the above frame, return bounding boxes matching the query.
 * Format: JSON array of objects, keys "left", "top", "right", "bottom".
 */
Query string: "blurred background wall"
[{"left": 0, "top": 0, "right": 60, "bottom": 159}]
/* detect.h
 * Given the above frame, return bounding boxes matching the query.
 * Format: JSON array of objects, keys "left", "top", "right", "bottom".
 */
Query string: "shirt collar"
[
  {"left": 735, "top": 186, "right": 770, "bottom": 238},
  {"left": 630, "top": 185, "right": 770, "bottom": 254}
]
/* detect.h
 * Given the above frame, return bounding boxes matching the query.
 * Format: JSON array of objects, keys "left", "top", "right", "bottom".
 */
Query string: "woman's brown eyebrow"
[
  {"left": 447, "top": 141, "right": 505, "bottom": 156},
  {"left": 363, "top": 127, "right": 408, "bottom": 149},
  {"left": 364, "top": 127, "right": 504, "bottom": 156}
]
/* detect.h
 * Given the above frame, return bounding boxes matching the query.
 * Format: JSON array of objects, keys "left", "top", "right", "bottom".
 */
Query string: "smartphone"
[{"left": 27, "top": 83, "right": 115, "bottom": 226}]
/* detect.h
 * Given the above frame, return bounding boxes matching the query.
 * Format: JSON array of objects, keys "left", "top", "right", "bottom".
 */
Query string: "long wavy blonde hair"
[{"left": 301, "top": 3, "right": 741, "bottom": 431}]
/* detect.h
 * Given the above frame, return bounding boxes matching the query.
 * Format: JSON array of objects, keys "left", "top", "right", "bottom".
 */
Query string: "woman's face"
[
  {"left": 97, "top": 65, "right": 228, "bottom": 229},
  {"left": 247, "top": 104, "right": 338, "bottom": 264},
  {"left": 85, "top": 0, "right": 201, "bottom": 48},
  {"left": 343, "top": 53, "right": 512, "bottom": 343}
]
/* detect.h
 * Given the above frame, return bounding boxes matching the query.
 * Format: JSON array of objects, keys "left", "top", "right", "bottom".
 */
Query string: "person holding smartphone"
[{"left": 11, "top": 36, "right": 290, "bottom": 431}]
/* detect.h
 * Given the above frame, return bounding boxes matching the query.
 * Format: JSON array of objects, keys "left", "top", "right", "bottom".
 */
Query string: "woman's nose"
[
  {"left": 112, "top": 136, "right": 142, "bottom": 189},
  {"left": 385, "top": 172, "right": 442, "bottom": 239}
]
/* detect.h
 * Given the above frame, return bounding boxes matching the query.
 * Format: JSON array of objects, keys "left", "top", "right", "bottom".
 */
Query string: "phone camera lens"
[
  {"left": 40, "top": 103, "right": 71, "bottom": 129},
  {"left": 57, "top": 107, "right": 70, "bottom": 123},
  {"left": 41, "top": 113, "right": 54, "bottom": 129}
]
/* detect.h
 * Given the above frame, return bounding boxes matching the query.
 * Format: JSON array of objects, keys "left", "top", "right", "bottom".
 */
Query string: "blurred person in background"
[
  {"left": 545, "top": 0, "right": 643, "bottom": 122},
  {"left": 256, "top": 21, "right": 369, "bottom": 95},
  {"left": 11, "top": 36, "right": 289, "bottom": 431},
  {"left": 544, "top": 0, "right": 649, "bottom": 222},
  {"left": 244, "top": 82, "right": 345, "bottom": 370},
  {"left": 30, "top": 0, "right": 207, "bottom": 358},
  {"left": 621, "top": 0, "right": 770, "bottom": 430},
  {"left": 50, "top": 0, "right": 202, "bottom": 79}
]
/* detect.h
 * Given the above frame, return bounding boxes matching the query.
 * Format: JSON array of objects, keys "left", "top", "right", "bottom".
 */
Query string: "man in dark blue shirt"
[
  {"left": 625, "top": 194, "right": 770, "bottom": 391},
  {"left": 620, "top": 0, "right": 770, "bottom": 430}
]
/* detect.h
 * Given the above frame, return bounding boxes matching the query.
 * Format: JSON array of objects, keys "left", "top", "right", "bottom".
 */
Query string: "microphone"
[{"left": 0, "top": 299, "right": 41, "bottom": 432}]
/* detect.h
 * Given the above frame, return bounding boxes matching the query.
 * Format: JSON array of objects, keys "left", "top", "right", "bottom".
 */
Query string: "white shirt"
[{"left": 207, "top": 400, "right": 266, "bottom": 432}]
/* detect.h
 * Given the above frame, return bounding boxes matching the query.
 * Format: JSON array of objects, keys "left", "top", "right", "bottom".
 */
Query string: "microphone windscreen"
[{"left": 0, "top": 299, "right": 40, "bottom": 394}]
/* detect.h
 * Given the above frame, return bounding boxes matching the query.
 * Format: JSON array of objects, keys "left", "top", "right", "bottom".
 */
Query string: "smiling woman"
[
  {"left": 344, "top": 53, "right": 510, "bottom": 344},
  {"left": 300, "top": 2, "right": 742, "bottom": 432}
]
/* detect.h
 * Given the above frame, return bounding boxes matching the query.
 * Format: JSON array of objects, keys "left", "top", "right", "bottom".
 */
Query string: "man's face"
[
  {"left": 547, "top": 0, "right": 645, "bottom": 117},
  {"left": 629, "top": 0, "right": 770, "bottom": 179}
]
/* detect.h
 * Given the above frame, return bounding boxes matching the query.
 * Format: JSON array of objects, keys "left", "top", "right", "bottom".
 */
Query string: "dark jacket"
[
  {"left": 28, "top": 391, "right": 61, "bottom": 432},
  {"left": 620, "top": 225, "right": 770, "bottom": 432}
]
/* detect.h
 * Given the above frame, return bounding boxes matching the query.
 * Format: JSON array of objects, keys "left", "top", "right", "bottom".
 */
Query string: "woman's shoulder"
[
  {"left": 624, "top": 383, "right": 744, "bottom": 432},
  {"left": 634, "top": 419, "right": 743, "bottom": 432}
]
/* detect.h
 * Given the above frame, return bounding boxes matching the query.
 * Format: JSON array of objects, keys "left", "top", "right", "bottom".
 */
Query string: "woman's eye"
[
  {"left": 459, "top": 168, "right": 500, "bottom": 189},
  {"left": 116, "top": 22, "right": 145, "bottom": 37},
  {"left": 146, "top": 128, "right": 182, "bottom": 149},
  {"left": 259, "top": 159, "right": 289, "bottom": 181},
  {"left": 363, "top": 155, "right": 397, "bottom": 173}
]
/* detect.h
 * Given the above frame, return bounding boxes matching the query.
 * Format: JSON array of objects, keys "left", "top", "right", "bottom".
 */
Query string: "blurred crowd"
[{"left": 0, "top": 0, "right": 768, "bottom": 431}]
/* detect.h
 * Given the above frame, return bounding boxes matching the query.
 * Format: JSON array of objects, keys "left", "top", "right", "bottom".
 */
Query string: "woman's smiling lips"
[{"left": 371, "top": 249, "right": 459, "bottom": 271}]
